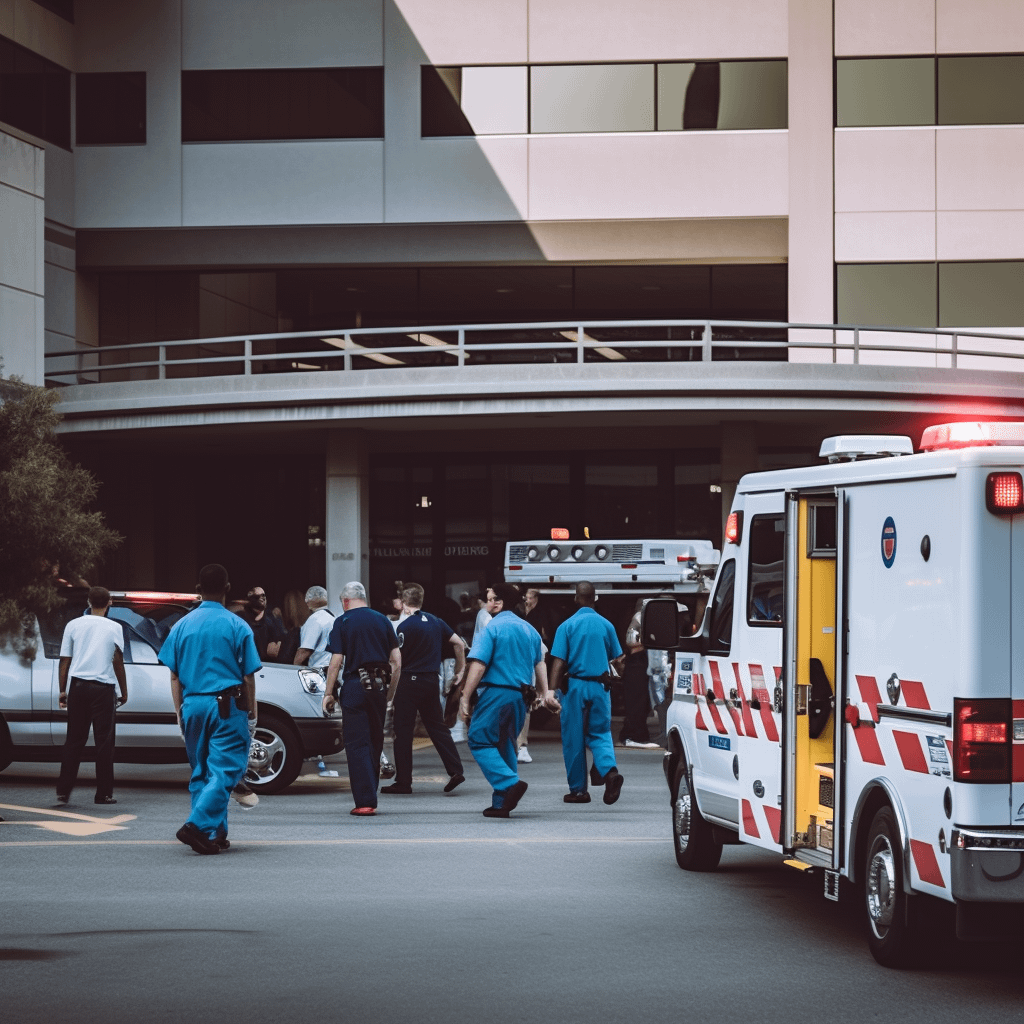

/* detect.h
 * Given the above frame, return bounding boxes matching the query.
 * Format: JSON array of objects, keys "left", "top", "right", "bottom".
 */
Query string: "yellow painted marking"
[
  {"left": 0, "top": 803, "right": 136, "bottom": 836},
  {"left": 0, "top": 837, "right": 666, "bottom": 848}
]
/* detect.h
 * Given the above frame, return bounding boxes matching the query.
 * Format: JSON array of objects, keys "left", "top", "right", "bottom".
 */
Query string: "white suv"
[{"left": 0, "top": 590, "right": 343, "bottom": 793}]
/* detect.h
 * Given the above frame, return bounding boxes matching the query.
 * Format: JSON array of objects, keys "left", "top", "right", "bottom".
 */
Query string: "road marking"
[
  {"left": 0, "top": 803, "right": 136, "bottom": 837},
  {"left": 0, "top": 836, "right": 665, "bottom": 847}
]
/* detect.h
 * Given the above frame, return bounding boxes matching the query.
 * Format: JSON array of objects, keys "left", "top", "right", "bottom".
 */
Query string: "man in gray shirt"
[{"left": 294, "top": 586, "right": 334, "bottom": 667}]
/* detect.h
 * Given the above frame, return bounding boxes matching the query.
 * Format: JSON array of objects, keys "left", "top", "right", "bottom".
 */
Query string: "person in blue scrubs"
[
  {"left": 161, "top": 563, "right": 261, "bottom": 855},
  {"left": 322, "top": 581, "right": 401, "bottom": 815},
  {"left": 459, "top": 582, "right": 561, "bottom": 818},
  {"left": 549, "top": 581, "right": 625, "bottom": 805}
]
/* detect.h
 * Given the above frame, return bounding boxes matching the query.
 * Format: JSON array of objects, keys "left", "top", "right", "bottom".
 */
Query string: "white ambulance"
[{"left": 642, "top": 422, "right": 1024, "bottom": 967}]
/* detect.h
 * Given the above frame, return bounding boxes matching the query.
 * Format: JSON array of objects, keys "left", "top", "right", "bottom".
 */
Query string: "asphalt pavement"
[{"left": 2, "top": 736, "right": 1024, "bottom": 1024}]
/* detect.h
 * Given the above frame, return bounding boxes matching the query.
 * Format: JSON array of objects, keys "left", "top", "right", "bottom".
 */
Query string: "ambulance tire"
[
  {"left": 864, "top": 805, "right": 919, "bottom": 967},
  {"left": 671, "top": 759, "right": 722, "bottom": 871}
]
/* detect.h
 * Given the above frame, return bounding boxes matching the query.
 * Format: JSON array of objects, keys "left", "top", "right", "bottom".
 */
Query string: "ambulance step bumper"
[{"left": 950, "top": 828, "right": 1024, "bottom": 904}]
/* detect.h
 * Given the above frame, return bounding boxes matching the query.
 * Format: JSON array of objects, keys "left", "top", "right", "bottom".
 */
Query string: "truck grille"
[
  {"left": 612, "top": 543, "right": 643, "bottom": 561},
  {"left": 819, "top": 777, "right": 834, "bottom": 809}
]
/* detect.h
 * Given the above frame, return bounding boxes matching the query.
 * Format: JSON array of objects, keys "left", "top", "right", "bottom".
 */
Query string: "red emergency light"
[
  {"left": 986, "top": 472, "right": 1024, "bottom": 514},
  {"left": 920, "top": 421, "right": 1024, "bottom": 451},
  {"left": 122, "top": 591, "right": 199, "bottom": 602},
  {"left": 550, "top": 528, "right": 570, "bottom": 540},
  {"left": 953, "top": 698, "right": 1012, "bottom": 783},
  {"left": 725, "top": 511, "right": 743, "bottom": 545}
]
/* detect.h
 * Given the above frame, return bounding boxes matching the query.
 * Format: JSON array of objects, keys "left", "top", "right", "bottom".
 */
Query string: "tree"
[{"left": 0, "top": 376, "right": 121, "bottom": 657}]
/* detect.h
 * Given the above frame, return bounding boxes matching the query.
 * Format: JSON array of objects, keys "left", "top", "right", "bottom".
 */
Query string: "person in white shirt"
[
  {"left": 294, "top": 586, "right": 335, "bottom": 668},
  {"left": 56, "top": 586, "right": 128, "bottom": 805}
]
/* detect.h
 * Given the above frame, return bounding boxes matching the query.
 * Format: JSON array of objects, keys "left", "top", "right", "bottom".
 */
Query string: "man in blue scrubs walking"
[
  {"left": 549, "top": 581, "right": 625, "bottom": 805},
  {"left": 162, "top": 564, "right": 261, "bottom": 855},
  {"left": 460, "top": 583, "right": 560, "bottom": 818}
]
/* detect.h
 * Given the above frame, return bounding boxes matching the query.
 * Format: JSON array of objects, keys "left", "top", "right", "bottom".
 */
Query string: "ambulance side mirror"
[{"left": 641, "top": 598, "right": 705, "bottom": 653}]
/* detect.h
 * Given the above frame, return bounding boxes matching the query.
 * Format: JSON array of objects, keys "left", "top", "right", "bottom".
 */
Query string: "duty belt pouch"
[
  {"left": 520, "top": 684, "right": 538, "bottom": 707},
  {"left": 216, "top": 687, "right": 241, "bottom": 719},
  {"left": 358, "top": 662, "right": 391, "bottom": 692}
]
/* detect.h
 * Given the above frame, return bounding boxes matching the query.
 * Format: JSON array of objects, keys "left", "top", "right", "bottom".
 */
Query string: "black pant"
[
  {"left": 619, "top": 653, "right": 651, "bottom": 743},
  {"left": 342, "top": 685, "right": 387, "bottom": 808},
  {"left": 57, "top": 677, "right": 116, "bottom": 799},
  {"left": 392, "top": 673, "right": 464, "bottom": 786}
]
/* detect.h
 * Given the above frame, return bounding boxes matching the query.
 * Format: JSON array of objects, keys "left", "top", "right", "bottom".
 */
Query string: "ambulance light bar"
[
  {"left": 920, "top": 421, "right": 1024, "bottom": 451},
  {"left": 120, "top": 591, "right": 199, "bottom": 602},
  {"left": 819, "top": 435, "right": 913, "bottom": 462}
]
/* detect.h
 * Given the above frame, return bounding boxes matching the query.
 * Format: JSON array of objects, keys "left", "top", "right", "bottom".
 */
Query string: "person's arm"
[
  {"left": 386, "top": 646, "right": 402, "bottom": 704},
  {"left": 459, "top": 660, "right": 485, "bottom": 721},
  {"left": 449, "top": 634, "right": 467, "bottom": 688},
  {"left": 549, "top": 657, "right": 566, "bottom": 694},
  {"left": 243, "top": 672, "right": 256, "bottom": 724},
  {"left": 170, "top": 672, "right": 184, "bottom": 731},
  {"left": 112, "top": 648, "right": 128, "bottom": 705},
  {"left": 534, "top": 659, "right": 560, "bottom": 710},
  {"left": 266, "top": 640, "right": 282, "bottom": 660},
  {"left": 294, "top": 647, "right": 312, "bottom": 666},
  {"left": 322, "top": 652, "right": 344, "bottom": 714},
  {"left": 58, "top": 656, "right": 71, "bottom": 708}
]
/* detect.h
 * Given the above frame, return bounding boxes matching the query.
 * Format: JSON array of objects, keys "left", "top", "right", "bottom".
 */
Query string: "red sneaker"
[{"left": 350, "top": 806, "right": 377, "bottom": 816}]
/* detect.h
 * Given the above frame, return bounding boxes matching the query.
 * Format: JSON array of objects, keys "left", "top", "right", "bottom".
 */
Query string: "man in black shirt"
[
  {"left": 382, "top": 583, "right": 467, "bottom": 795},
  {"left": 238, "top": 585, "right": 285, "bottom": 662}
]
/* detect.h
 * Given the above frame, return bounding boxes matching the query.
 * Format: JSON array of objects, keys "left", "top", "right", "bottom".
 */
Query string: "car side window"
[
  {"left": 748, "top": 514, "right": 785, "bottom": 626},
  {"left": 707, "top": 559, "right": 736, "bottom": 656},
  {"left": 37, "top": 599, "right": 88, "bottom": 659}
]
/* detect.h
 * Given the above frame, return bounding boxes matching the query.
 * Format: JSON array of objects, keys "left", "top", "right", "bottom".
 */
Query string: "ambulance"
[{"left": 642, "top": 422, "right": 1024, "bottom": 967}]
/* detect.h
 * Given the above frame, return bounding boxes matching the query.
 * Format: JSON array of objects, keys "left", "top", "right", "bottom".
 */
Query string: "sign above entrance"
[{"left": 371, "top": 545, "right": 490, "bottom": 559}]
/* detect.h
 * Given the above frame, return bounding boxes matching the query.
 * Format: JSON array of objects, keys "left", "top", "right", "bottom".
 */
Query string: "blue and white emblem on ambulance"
[{"left": 880, "top": 516, "right": 897, "bottom": 568}]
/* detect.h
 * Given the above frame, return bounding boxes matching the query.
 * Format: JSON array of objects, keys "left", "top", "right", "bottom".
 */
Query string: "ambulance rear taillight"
[
  {"left": 954, "top": 699, "right": 1012, "bottom": 783},
  {"left": 986, "top": 472, "right": 1024, "bottom": 514}
]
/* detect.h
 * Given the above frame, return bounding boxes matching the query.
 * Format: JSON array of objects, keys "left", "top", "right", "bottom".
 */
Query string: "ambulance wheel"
[
  {"left": 671, "top": 760, "right": 722, "bottom": 871},
  {"left": 244, "top": 711, "right": 302, "bottom": 794},
  {"left": 864, "top": 806, "right": 918, "bottom": 967}
]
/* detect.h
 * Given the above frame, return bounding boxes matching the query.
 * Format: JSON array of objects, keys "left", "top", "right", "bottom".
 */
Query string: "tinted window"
[
  {"left": 707, "top": 559, "right": 735, "bottom": 655},
  {"left": 748, "top": 516, "right": 784, "bottom": 625},
  {"left": 0, "top": 34, "right": 71, "bottom": 148},
  {"left": 836, "top": 263, "right": 937, "bottom": 328},
  {"left": 182, "top": 67, "right": 384, "bottom": 142},
  {"left": 836, "top": 57, "right": 934, "bottom": 127},
  {"left": 422, "top": 65, "right": 527, "bottom": 136},
  {"left": 531, "top": 63, "right": 654, "bottom": 133},
  {"left": 657, "top": 60, "right": 786, "bottom": 131},
  {"left": 77, "top": 71, "right": 146, "bottom": 145},
  {"left": 939, "top": 261, "right": 1024, "bottom": 327},
  {"left": 938, "top": 56, "right": 1024, "bottom": 125}
]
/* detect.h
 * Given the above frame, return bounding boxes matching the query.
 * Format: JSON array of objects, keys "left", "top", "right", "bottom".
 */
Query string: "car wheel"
[
  {"left": 244, "top": 710, "right": 303, "bottom": 794},
  {"left": 864, "top": 805, "right": 918, "bottom": 967},
  {"left": 0, "top": 721, "right": 12, "bottom": 772},
  {"left": 671, "top": 758, "right": 722, "bottom": 871}
]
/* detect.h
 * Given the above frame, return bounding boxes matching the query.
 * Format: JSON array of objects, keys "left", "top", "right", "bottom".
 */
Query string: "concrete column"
[
  {"left": 721, "top": 422, "right": 760, "bottom": 537},
  {"left": 788, "top": 0, "right": 835, "bottom": 362},
  {"left": 326, "top": 428, "right": 370, "bottom": 607}
]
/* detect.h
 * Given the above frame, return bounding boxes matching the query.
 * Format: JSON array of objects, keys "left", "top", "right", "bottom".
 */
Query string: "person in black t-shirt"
[
  {"left": 381, "top": 583, "right": 467, "bottom": 795},
  {"left": 237, "top": 585, "right": 286, "bottom": 661}
]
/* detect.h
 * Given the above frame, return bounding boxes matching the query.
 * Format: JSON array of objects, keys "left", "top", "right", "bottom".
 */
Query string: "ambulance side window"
[
  {"left": 707, "top": 560, "right": 736, "bottom": 656},
  {"left": 747, "top": 514, "right": 785, "bottom": 626}
]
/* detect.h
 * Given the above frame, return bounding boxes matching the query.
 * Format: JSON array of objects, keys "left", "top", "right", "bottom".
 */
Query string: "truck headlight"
[{"left": 298, "top": 668, "right": 326, "bottom": 695}]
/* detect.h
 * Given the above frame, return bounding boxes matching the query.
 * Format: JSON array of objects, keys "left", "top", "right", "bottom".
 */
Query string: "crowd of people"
[{"left": 52, "top": 566, "right": 673, "bottom": 855}]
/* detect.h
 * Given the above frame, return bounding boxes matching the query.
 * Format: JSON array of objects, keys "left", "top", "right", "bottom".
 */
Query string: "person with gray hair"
[{"left": 294, "top": 586, "right": 335, "bottom": 668}]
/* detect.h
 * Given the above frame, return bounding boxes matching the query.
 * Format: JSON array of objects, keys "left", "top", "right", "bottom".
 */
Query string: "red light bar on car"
[
  {"left": 121, "top": 591, "right": 198, "bottom": 601},
  {"left": 920, "top": 421, "right": 1024, "bottom": 451},
  {"left": 550, "top": 528, "right": 570, "bottom": 540}
]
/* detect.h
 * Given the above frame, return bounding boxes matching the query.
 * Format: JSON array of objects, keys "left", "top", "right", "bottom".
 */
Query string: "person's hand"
[
  {"left": 458, "top": 697, "right": 471, "bottom": 722},
  {"left": 58, "top": 692, "right": 67, "bottom": 709},
  {"left": 115, "top": 695, "right": 127, "bottom": 708},
  {"left": 543, "top": 691, "right": 562, "bottom": 713},
  {"left": 322, "top": 693, "right": 336, "bottom": 717},
  {"left": 247, "top": 714, "right": 258, "bottom": 739}
]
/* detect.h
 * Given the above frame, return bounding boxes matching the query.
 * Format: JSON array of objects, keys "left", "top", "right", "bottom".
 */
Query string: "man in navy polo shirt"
[
  {"left": 549, "top": 581, "right": 625, "bottom": 805},
  {"left": 460, "top": 582, "right": 561, "bottom": 818},
  {"left": 322, "top": 581, "right": 401, "bottom": 815},
  {"left": 161, "top": 563, "right": 261, "bottom": 855},
  {"left": 381, "top": 583, "right": 466, "bottom": 795}
]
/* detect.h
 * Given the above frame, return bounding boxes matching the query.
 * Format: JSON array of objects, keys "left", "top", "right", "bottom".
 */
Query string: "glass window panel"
[
  {"left": 836, "top": 263, "right": 937, "bottom": 328},
  {"left": 460, "top": 66, "right": 527, "bottom": 134},
  {"left": 77, "top": 72, "right": 146, "bottom": 145},
  {"left": 747, "top": 514, "right": 785, "bottom": 625},
  {"left": 657, "top": 63, "right": 696, "bottom": 130},
  {"left": 531, "top": 63, "right": 654, "bottom": 134},
  {"left": 575, "top": 265, "right": 711, "bottom": 318},
  {"left": 0, "top": 33, "right": 71, "bottom": 148},
  {"left": 939, "top": 262, "right": 1024, "bottom": 327},
  {"left": 836, "top": 57, "right": 935, "bottom": 127},
  {"left": 938, "top": 56, "right": 1024, "bottom": 126},
  {"left": 421, "top": 66, "right": 473, "bottom": 136},
  {"left": 717, "top": 61, "right": 787, "bottom": 130},
  {"left": 583, "top": 463, "right": 659, "bottom": 538},
  {"left": 445, "top": 464, "right": 490, "bottom": 542}
]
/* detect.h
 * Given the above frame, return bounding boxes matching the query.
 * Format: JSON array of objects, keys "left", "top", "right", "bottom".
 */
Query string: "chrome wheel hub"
[
  {"left": 246, "top": 729, "right": 286, "bottom": 784},
  {"left": 674, "top": 790, "right": 692, "bottom": 853},
  {"left": 866, "top": 835, "right": 897, "bottom": 937}
]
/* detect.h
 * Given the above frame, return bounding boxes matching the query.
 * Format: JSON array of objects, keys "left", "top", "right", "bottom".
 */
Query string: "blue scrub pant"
[
  {"left": 560, "top": 679, "right": 617, "bottom": 794},
  {"left": 467, "top": 685, "right": 526, "bottom": 808},
  {"left": 342, "top": 682, "right": 386, "bottom": 809},
  {"left": 181, "top": 695, "right": 250, "bottom": 840}
]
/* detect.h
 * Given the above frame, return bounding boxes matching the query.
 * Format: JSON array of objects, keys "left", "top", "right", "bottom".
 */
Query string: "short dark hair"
[
  {"left": 575, "top": 581, "right": 596, "bottom": 606},
  {"left": 402, "top": 583, "right": 425, "bottom": 608},
  {"left": 488, "top": 582, "right": 521, "bottom": 611},
  {"left": 199, "top": 563, "right": 229, "bottom": 595},
  {"left": 88, "top": 586, "right": 111, "bottom": 609}
]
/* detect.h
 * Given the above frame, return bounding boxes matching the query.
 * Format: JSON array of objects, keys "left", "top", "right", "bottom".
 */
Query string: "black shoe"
[
  {"left": 590, "top": 765, "right": 605, "bottom": 787},
  {"left": 56, "top": 794, "right": 69, "bottom": 805},
  {"left": 176, "top": 822, "right": 221, "bottom": 855},
  {"left": 482, "top": 805, "right": 510, "bottom": 818},
  {"left": 564, "top": 792, "right": 591, "bottom": 803},
  {"left": 443, "top": 773, "right": 465, "bottom": 793},
  {"left": 603, "top": 770, "right": 624, "bottom": 805},
  {"left": 215, "top": 836, "right": 230, "bottom": 850},
  {"left": 380, "top": 783, "right": 412, "bottom": 794},
  {"left": 501, "top": 780, "right": 528, "bottom": 814},
  {"left": 95, "top": 795, "right": 117, "bottom": 805}
]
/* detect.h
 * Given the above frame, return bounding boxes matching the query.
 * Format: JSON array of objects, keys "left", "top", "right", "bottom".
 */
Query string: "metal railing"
[{"left": 43, "top": 320, "right": 1024, "bottom": 386}]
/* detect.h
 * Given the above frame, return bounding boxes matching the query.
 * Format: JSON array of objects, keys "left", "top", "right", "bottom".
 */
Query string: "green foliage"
[{"left": 0, "top": 378, "right": 121, "bottom": 657}]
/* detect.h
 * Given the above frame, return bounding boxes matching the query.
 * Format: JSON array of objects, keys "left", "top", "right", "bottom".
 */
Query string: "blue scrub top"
[
  {"left": 396, "top": 611, "right": 454, "bottom": 674},
  {"left": 327, "top": 606, "right": 398, "bottom": 684},
  {"left": 468, "top": 610, "right": 542, "bottom": 689},
  {"left": 160, "top": 601, "right": 261, "bottom": 693},
  {"left": 550, "top": 606, "right": 622, "bottom": 680}
]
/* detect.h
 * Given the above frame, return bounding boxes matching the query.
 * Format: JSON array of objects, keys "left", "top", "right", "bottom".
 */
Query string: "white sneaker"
[
  {"left": 517, "top": 746, "right": 532, "bottom": 764},
  {"left": 624, "top": 739, "right": 661, "bottom": 750},
  {"left": 231, "top": 782, "right": 259, "bottom": 809}
]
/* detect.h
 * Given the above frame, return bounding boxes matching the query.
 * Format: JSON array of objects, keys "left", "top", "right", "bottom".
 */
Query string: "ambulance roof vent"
[{"left": 819, "top": 435, "right": 914, "bottom": 463}]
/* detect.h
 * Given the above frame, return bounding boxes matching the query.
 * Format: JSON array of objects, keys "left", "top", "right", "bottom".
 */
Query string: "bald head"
[{"left": 575, "top": 581, "right": 596, "bottom": 607}]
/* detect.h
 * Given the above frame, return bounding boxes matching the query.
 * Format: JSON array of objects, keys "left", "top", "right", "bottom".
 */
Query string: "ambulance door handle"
[{"left": 773, "top": 686, "right": 783, "bottom": 714}]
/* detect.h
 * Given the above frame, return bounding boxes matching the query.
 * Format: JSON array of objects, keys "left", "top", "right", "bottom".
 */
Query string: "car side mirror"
[{"left": 641, "top": 599, "right": 682, "bottom": 651}]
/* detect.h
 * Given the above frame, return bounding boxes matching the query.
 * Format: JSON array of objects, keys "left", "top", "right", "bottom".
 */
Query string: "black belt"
[
  {"left": 404, "top": 671, "right": 439, "bottom": 681},
  {"left": 479, "top": 681, "right": 525, "bottom": 692}
]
